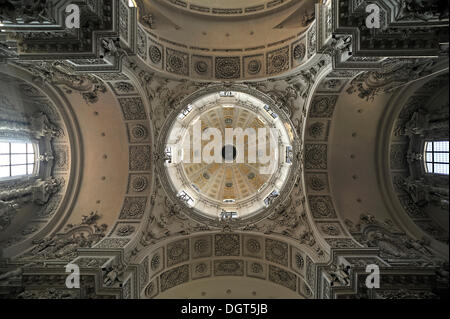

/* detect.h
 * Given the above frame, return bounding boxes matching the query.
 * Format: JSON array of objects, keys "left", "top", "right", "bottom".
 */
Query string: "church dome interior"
[
  {"left": 0, "top": 0, "right": 449, "bottom": 303},
  {"left": 162, "top": 89, "right": 296, "bottom": 224}
]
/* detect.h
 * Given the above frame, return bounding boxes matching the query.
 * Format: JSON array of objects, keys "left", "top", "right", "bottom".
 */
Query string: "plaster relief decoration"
[
  {"left": 191, "top": 260, "right": 211, "bottom": 280},
  {"left": 135, "top": 233, "right": 316, "bottom": 299},
  {"left": 127, "top": 174, "right": 151, "bottom": 194},
  {"left": 215, "top": 234, "right": 240, "bottom": 257},
  {"left": 306, "top": 120, "right": 330, "bottom": 141},
  {"left": 247, "top": 261, "right": 266, "bottom": 279},
  {"left": 386, "top": 77, "right": 449, "bottom": 244},
  {"left": 332, "top": 0, "right": 448, "bottom": 59},
  {"left": 347, "top": 214, "right": 445, "bottom": 266},
  {"left": 110, "top": 81, "right": 138, "bottom": 96},
  {"left": 149, "top": 247, "right": 164, "bottom": 277},
  {"left": 0, "top": 69, "right": 74, "bottom": 252},
  {"left": 214, "top": 259, "right": 244, "bottom": 276},
  {"left": 269, "top": 265, "right": 297, "bottom": 292},
  {"left": 308, "top": 196, "right": 336, "bottom": 219},
  {"left": 127, "top": 123, "right": 150, "bottom": 144},
  {"left": 309, "top": 95, "right": 337, "bottom": 118},
  {"left": 137, "top": 27, "right": 148, "bottom": 61},
  {"left": 13, "top": 61, "right": 107, "bottom": 104},
  {"left": 148, "top": 41, "right": 164, "bottom": 69},
  {"left": 112, "top": 223, "right": 137, "bottom": 237},
  {"left": 119, "top": 97, "right": 147, "bottom": 121},
  {"left": 167, "top": 239, "right": 189, "bottom": 267},
  {"left": 129, "top": 146, "right": 151, "bottom": 171},
  {"left": 23, "top": 212, "right": 108, "bottom": 261},
  {"left": 144, "top": 279, "right": 159, "bottom": 298},
  {"left": 166, "top": 48, "right": 189, "bottom": 76},
  {"left": 191, "top": 235, "right": 212, "bottom": 259},
  {"left": 292, "top": 42, "right": 307, "bottom": 67},
  {"left": 0, "top": 0, "right": 53, "bottom": 24},
  {"left": 139, "top": 257, "right": 149, "bottom": 291},
  {"left": 305, "top": 173, "right": 329, "bottom": 193},
  {"left": 305, "top": 144, "right": 327, "bottom": 169},
  {"left": 192, "top": 55, "right": 213, "bottom": 78},
  {"left": 244, "top": 55, "right": 264, "bottom": 78},
  {"left": 119, "top": 197, "right": 147, "bottom": 220},
  {"left": 267, "top": 46, "right": 290, "bottom": 75},
  {"left": 243, "top": 236, "right": 263, "bottom": 259},
  {"left": 346, "top": 59, "right": 437, "bottom": 101},
  {"left": 317, "top": 222, "right": 343, "bottom": 237},
  {"left": 291, "top": 246, "right": 306, "bottom": 275},
  {"left": 215, "top": 57, "right": 241, "bottom": 79},
  {"left": 0, "top": 0, "right": 448, "bottom": 303},
  {"left": 265, "top": 239, "right": 289, "bottom": 266},
  {"left": 160, "top": 264, "right": 189, "bottom": 292},
  {"left": 133, "top": 0, "right": 319, "bottom": 81}
]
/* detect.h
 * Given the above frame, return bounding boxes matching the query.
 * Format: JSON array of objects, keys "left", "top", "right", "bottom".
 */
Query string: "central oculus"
[
  {"left": 222, "top": 145, "right": 237, "bottom": 161},
  {"left": 164, "top": 90, "right": 294, "bottom": 222}
]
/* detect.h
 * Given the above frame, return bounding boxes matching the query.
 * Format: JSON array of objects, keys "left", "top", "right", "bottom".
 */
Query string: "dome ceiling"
[
  {"left": 135, "top": 0, "right": 317, "bottom": 80},
  {"left": 181, "top": 106, "right": 271, "bottom": 202},
  {"left": 0, "top": 0, "right": 448, "bottom": 301},
  {"left": 163, "top": 90, "right": 295, "bottom": 223}
]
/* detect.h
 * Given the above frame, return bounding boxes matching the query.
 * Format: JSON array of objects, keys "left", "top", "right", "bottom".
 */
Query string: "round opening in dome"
[{"left": 222, "top": 145, "right": 237, "bottom": 161}]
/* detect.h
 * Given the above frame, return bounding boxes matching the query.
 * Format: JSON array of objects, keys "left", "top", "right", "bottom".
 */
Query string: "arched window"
[
  {"left": 0, "top": 141, "right": 37, "bottom": 180},
  {"left": 424, "top": 140, "right": 449, "bottom": 175}
]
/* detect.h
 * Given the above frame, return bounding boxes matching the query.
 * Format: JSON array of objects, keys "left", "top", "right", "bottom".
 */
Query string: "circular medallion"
[
  {"left": 149, "top": 46, "right": 162, "bottom": 63},
  {"left": 248, "top": 60, "right": 261, "bottom": 75}
]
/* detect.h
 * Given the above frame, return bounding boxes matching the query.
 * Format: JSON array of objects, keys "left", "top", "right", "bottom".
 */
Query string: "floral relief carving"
[
  {"left": 167, "top": 239, "right": 189, "bottom": 267},
  {"left": 119, "top": 97, "right": 147, "bottom": 120},
  {"left": 268, "top": 265, "right": 297, "bottom": 291},
  {"left": 308, "top": 196, "right": 337, "bottom": 219},
  {"left": 305, "top": 144, "right": 327, "bottom": 169},
  {"left": 160, "top": 264, "right": 189, "bottom": 292},
  {"left": 214, "top": 234, "right": 240, "bottom": 256},
  {"left": 192, "top": 236, "right": 212, "bottom": 259},
  {"left": 129, "top": 146, "right": 151, "bottom": 171},
  {"left": 309, "top": 95, "right": 337, "bottom": 118},
  {"left": 265, "top": 239, "right": 288, "bottom": 266},
  {"left": 214, "top": 259, "right": 244, "bottom": 276},
  {"left": 119, "top": 197, "right": 147, "bottom": 220}
]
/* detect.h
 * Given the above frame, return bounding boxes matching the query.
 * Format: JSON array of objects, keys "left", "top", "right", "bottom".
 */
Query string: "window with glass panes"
[
  {"left": 0, "top": 142, "right": 36, "bottom": 180},
  {"left": 424, "top": 140, "right": 449, "bottom": 175}
]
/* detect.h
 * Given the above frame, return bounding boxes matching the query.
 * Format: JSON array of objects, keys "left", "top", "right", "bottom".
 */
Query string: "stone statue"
[
  {"left": 329, "top": 264, "right": 351, "bottom": 287},
  {"left": 402, "top": 177, "right": 449, "bottom": 208},
  {"left": 0, "top": 0, "right": 52, "bottom": 24},
  {"left": 301, "top": 10, "right": 315, "bottom": 27},
  {"left": 141, "top": 14, "right": 155, "bottom": 29},
  {"left": 403, "top": 110, "right": 430, "bottom": 136},
  {"left": 402, "top": 237, "right": 433, "bottom": 256},
  {"left": 329, "top": 36, "right": 352, "bottom": 56},
  {"left": 30, "top": 112, "right": 62, "bottom": 139},
  {"left": 103, "top": 265, "right": 124, "bottom": 287},
  {"left": 396, "top": 0, "right": 448, "bottom": 21},
  {"left": 32, "top": 178, "right": 60, "bottom": 205},
  {"left": 101, "top": 38, "right": 128, "bottom": 58}
]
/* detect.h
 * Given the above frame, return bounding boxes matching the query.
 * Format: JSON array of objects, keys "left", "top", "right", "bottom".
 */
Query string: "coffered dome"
[{"left": 160, "top": 88, "right": 297, "bottom": 225}]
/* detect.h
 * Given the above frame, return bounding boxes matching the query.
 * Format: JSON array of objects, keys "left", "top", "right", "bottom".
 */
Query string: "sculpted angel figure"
[{"left": 329, "top": 264, "right": 351, "bottom": 287}]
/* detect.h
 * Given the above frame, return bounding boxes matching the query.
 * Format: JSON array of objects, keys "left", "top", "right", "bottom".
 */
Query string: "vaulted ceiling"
[{"left": 0, "top": 0, "right": 448, "bottom": 300}]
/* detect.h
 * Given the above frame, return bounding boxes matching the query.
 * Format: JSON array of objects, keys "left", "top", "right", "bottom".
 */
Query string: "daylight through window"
[
  {"left": 424, "top": 140, "right": 449, "bottom": 175},
  {"left": 0, "top": 142, "right": 36, "bottom": 180}
]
